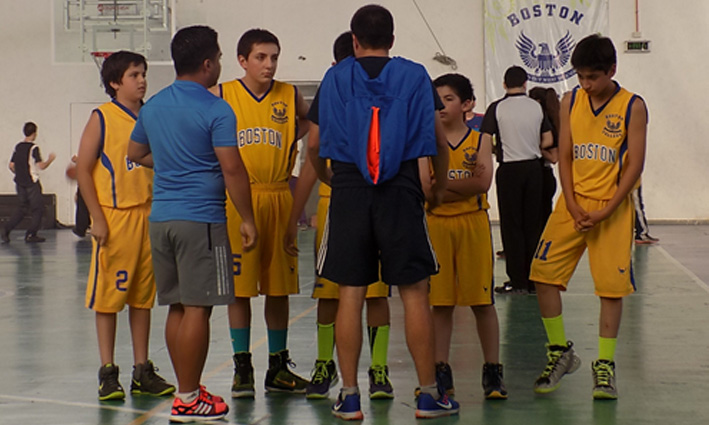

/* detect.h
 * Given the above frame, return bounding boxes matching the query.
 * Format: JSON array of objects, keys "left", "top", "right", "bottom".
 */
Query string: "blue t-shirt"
[{"left": 131, "top": 80, "right": 237, "bottom": 223}]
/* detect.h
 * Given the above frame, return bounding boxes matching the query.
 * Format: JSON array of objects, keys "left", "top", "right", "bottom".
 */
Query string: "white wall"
[{"left": 0, "top": 0, "right": 705, "bottom": 223}]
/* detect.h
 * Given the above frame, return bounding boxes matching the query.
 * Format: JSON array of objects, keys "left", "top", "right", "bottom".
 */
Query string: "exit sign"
[{"left": 625, "top": 40, "right": 651, "bottom": 53}]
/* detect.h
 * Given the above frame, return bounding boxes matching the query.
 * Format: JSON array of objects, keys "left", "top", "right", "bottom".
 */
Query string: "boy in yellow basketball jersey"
[
  {"left": 284, "top": 31, "right": 393, "bottom": 401},
  {"left": 214, "top": 29, "right": 311, "bottom": 396},
  {"left": 76, "top": 51, "right": 174, "bottom": 401},
  {"left": 529, "top": 35, "right": 648, "bottom": 400},
  {"left": 420, "top": 73, "right": 506, "bottom": 400}
]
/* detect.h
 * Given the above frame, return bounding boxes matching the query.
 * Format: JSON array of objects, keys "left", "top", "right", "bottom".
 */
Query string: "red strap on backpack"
[{"left": 367, "top": 106, "right": 381, "bottom": 184}]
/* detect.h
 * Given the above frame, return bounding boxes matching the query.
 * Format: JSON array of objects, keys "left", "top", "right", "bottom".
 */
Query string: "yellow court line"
[{"left": 127, "top": 303, "right": 317, "bottom": 425}]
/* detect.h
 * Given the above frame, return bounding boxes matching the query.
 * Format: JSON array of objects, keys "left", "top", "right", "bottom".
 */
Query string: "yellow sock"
[
  {"left": 598, "top": 337, "right": 617, "bottom": 361},
  {"left": 542, "top": 315, "right": 567, "bottom": 347}
]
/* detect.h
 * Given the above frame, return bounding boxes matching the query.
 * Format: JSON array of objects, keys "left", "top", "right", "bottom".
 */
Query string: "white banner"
[{"left": 484, "top": 0, "right": 609, "bottom": 103}]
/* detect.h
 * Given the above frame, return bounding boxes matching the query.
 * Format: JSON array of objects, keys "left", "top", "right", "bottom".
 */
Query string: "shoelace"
[
  {"left": 371, "top": 366, "right": 388, "bottom": 385},
  {"left": 594, "top": 363, "right": 613, "bottom": 386},
  {"left": 310, "top": 362, "right": 330, "bottom": 384},
  {"left": 540, "top": 350, "right": 564, "bottom": 378},
  {"left": 285, "top": 357, "right": 298, "bottom": 369}
]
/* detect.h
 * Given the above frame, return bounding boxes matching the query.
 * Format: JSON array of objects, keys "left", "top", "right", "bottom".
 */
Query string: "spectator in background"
[{"left": 3, "top": 122, "right": 55, "bottom": 244}]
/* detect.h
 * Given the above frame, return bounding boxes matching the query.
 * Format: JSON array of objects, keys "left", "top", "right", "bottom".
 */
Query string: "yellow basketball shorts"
[
  {"left": 529, "top": 194, "right": 635, "bottom": 298},
  {"left": 427, "top": 209, "right": 494, "bottom": 306},
  {"left": 85, "top": 203, "right": 155, "bottom": 313},
  {"left": 312, "top": 196, "right": 389, "bottom": 300},
  {"left": 227, "top": 183, "right": 298, "bottom": 297}
]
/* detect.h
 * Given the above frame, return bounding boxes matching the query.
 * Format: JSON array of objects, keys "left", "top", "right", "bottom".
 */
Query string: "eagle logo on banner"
[{"left": 515, "top": 30, "right": 575, "bottom": 78}]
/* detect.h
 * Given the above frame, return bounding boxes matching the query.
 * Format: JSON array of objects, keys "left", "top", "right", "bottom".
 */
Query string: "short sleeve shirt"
[
  {"left": 131, "top": 80, "right": 237, "bottom": 223},
  {"left": 481, "top": 93, "right": 551, "bottom": 163},
  {"left": 10, "top": 141, "right": 42, "bottom": 186}
]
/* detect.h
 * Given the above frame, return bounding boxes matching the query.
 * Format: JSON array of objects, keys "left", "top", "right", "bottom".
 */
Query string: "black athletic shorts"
[{"left": 316, "top": 184, "right": 438, "bottom": 286}]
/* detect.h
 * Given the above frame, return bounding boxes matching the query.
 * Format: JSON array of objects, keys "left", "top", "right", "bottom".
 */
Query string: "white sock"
[{"left": 177, "top": 389, "right": 199, "bottom": 403}]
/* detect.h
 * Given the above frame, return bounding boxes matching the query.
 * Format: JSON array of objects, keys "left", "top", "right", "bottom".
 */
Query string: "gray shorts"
[{"left": 150, "top": 221, "right": 234, "bottom": 306}]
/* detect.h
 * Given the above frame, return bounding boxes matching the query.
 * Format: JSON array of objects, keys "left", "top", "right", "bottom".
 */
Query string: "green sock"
[
  {"left": 542, "top": 315, "right": 567, "bottom": 347},
  {"left": 368, "top": 325, "right": 390, "bottom": 367},
  {"left": 598, "top": 337, "right": 617, "bottom": 361},
  {"left": 317, "top": 322, "right": 335, "bottom": 361},
  {"left": 268, "top": 328, "right": 288, "bottom": 354},
  {"left": 230, "top": 327, "right": 250, "bottom": 353}
]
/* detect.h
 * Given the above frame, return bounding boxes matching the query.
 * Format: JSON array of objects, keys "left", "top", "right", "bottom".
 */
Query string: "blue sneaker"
[
  {"left": 415, "top": 392, "right": 460, "bottom": 419},
  {"left": 332, "top": 390, "right": 364, "bottom": 421}
]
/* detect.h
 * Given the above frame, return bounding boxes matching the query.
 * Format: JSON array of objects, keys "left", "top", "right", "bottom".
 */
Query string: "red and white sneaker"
[
  {"left": 200, "top": 385, "right": 224, "bottom": 403},
  {"left": 170, "top": 387, "right": 228, "bottom": 423}
]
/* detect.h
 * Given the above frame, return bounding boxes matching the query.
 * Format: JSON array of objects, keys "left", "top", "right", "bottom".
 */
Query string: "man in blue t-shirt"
[{"left": 128, "top": 26, "right": 256, "bottom": 423}]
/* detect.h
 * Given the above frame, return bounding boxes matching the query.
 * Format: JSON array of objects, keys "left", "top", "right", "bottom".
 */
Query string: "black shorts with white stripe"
[{"left": 317, "top": 184, "right": 438, "bottom": 287}]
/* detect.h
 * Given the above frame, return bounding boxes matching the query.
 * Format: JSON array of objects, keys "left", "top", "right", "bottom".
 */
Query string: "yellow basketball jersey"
[
  {"left": 220, "top": 80, "right": 298, "bottom": 183},
  {"left": 429, "top": 128, "right": 489, "bottom": 216},
  {"left": 570, "top": 84, "right": 641, "bottom": 200},
  {"left": 93, "top": 101, "right": 153, "bottom": 208}
]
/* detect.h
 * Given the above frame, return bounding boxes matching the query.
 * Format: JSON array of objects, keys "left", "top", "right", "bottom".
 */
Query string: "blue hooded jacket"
[{"left": 318, "top": 56, "right": 436, "bottom": 185}]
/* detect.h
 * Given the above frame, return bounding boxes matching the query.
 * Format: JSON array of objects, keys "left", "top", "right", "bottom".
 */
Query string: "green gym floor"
[{"left": 0, "top": 224, "right": 707, "bottom": 424}]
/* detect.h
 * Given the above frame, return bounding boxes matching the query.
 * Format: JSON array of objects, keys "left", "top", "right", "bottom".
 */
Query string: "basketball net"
[{"left": 91, "top": 51, "right": 113, "bottom": 72}]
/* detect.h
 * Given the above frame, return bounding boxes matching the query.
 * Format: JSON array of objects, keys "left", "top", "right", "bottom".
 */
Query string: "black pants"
[
  {"left": 74, "top": 189, "right": 91, "bottom": 235},
  {"left": 542, "top": 166, "right": 557, "bottom": 226},
  {"left": 5, "top": 182, "right": 44, "bottom": 236},
  {"left": 633, "top": 185, "right": 650, "bottom": 239},
  {"left": 496, "top": 159, "right": 544, "bottom": 291}
]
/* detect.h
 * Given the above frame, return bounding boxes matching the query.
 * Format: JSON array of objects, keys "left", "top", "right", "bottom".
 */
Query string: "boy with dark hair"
[
  {"left": 3, "top": 122, "right": 55, "bottom": 243},
  {"left": 530, "top": 34, "right": 648, "bottom": 400},
  {"left": 308, "top": 4, "right": 458, "bottom": 420},
  {"left": 76, "top": 50, "right": 174, "bottom": 401},
  {"left": 128, "top": 25, "right": 257, "bottom": 422},
  {"left": 421, "top": 73, "right": 506, "bottom": 400},
  {"left": 285, "top": 30, "right": 394, "bottom": 401},
  {"left": 214, "top": 28, "right": 311, "bottom": 397}
]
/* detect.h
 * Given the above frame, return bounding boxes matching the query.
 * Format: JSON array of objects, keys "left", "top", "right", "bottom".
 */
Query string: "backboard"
[{"left": 52, "top": 0, "right": 206, "bottom": 64}]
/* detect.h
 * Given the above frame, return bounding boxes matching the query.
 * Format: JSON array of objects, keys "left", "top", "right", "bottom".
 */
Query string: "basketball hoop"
[{"left": 91, "top": 51, "right": 113, "bottom": 71}]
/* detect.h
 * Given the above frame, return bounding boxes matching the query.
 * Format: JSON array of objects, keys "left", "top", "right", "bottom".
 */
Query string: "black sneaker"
[
  {"left": 1, "top": 228, "right": 9, "bottom": 244},
  {"left": 306, "top": 359, "right": 338, "bottom": 399},
  {"left": 98, "top": 363, "right": 125, "bottom": 401},
  {"left": 231, "top": 352, "right": 255, "bottom": 398},
  {"left": 368, "top": 365, "right": 394, "bottom": 399},
  {"left": 635, "top": 234, "right": 659, "bottom": 244},
  {"left": 494, "top": 283, "right": 528, "bottom": 294},
  {"left": 482, "top": 363, "right": 508, "bottom": 399},
  {"left": 25, "top": 234, "right": 45, "bottom": 243},
  {"left": 435, "top": 362, "right": 455, "bottom": 396},
  {"left": 130, "top": 360, "right": 175, "bottom": 396},
  {"left": 264, "top": 350, "right": 309, "bottom": 394}
]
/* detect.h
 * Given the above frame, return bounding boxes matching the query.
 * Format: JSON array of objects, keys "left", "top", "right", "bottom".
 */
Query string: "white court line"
[
  {"left": 0, "top": 394, "right": 170, "bottom": 418},
  {"left": 654, "top": 245, "right": 709, "bottom": 294}
]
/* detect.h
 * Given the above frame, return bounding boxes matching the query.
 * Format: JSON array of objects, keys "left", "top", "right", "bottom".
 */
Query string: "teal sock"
[
  {"left": 268, "top": 328, "right": 288, "bottom": 354},
  {"left": 230, "top": 328, "right": 250, "bottom": 353}
]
